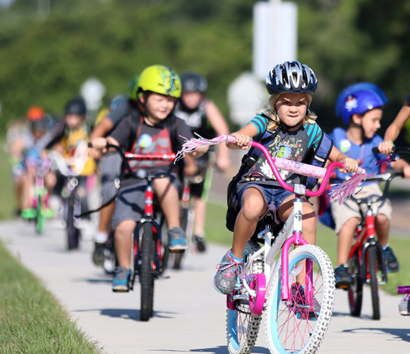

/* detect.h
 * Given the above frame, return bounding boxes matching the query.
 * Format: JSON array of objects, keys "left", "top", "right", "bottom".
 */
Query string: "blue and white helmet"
[
  {"left": 335, "top": 82, "right": 389, "bottom": 125},
  {"left": 265, "top": 61, "right": 318, "bottom": 95}
]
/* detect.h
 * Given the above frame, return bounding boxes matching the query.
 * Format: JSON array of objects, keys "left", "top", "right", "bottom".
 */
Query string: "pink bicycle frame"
[{"left": 249, "top": 140, "right": 363, "bottom": 302}]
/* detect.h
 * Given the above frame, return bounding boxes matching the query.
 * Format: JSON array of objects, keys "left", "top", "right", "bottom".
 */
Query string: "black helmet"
[
  {"left": 181, "top": 72, "right": 208, "bottom": 93},
  {"left": 265, "top": 61, "right": 318, "bottom": 95},
  {"left": 64, "top": 98, "right": 87, "bottom": 115}
]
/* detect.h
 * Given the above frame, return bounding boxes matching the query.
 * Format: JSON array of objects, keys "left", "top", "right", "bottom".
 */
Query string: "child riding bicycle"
[
  {"left": 48, "top": 98, "right": 96, "bottom": 225},
  {"left": 213, "top": 61, "right": 359, "bottom": 295},
  {"left": 329, "top": 83, "right": 410, "bottom": 289},
  {"left": 174, "top": 72, "right": 231, "bottom": 252},
  {"left": 90, "top": 65, "right": 198, "bottom": 292}
]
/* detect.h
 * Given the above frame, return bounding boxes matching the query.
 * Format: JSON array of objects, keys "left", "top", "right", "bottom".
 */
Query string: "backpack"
[{"left": 226, "top": 127, "right": 333, "bottom": 232}]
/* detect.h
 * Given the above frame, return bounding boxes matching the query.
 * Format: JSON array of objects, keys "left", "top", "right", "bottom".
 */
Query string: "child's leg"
[
  {"left": 231, "top": 186, "right": 267, "bottom": 259},
  {"left": 115, "top": 219, "right": 137, "bottom": 268},
  {"left": 374, "top": 214, "right": 389, "bottom": 247},
  {"left": 153, "top": 178, "right": 180, "bottom": 229},
  {"left": 337, "top": 218, "right": 359, "bottom": 265},
  {"left": 278, "top": 195, "right": 317, "bottom": 244}
]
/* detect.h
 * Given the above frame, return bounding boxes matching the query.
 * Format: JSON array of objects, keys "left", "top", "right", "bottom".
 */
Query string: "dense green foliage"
[
  {"left": 0, "top": 239, "right": 103, "bottom": 353},
  {"left": 0, "top": 0, "right": 410, "bottom": 142}
]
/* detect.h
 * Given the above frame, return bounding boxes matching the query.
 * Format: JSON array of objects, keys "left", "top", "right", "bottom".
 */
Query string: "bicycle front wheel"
[
  {"left": 265, "top": 245, "right": 335, "bottom": 354},
  {"left": 226, "top": 240, "right": 264, "bottom": 354},
  {"left": 140, "top": 222, "right": 155, "bottom": 321},
  {"left": 368, "top": 246, "right": 380, "bottom": 320}
]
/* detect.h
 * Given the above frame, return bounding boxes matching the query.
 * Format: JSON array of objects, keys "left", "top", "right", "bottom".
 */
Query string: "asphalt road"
[{"left": 1, "top": 219, "right": 409, "bottom": 354}]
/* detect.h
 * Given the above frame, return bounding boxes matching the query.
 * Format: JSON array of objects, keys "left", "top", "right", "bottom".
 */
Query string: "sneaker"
[
  {"left": 383, "top": 246, "right": 400, "bottom": 272},
  {"left": 168, "top": 227, "right": 188, "bottom": 252},
  {"left": 399, "top": 294, "right": 410, "bottom": 316},
  {"left": 112, "top": 267, "right": 132, "bottom": 292},
  {"left": 194, "top": 235, "right": 206, "bottom": 253},
  {"left": 291, "top": 283, "right": 321, "bottom": 320},
  {"left": 92, "top": 242, "right": 105, "bottom": 266},
  {"left": 334, "top": 264, "right": 351, "bottom": 289},
  {"left": 213, "top": 250, "right": 243, "bottom": 295}
]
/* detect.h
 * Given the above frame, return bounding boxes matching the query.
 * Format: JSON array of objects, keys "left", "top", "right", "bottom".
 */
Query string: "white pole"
[{"left": 270, "top": 0, "right": 282, "bottom": 69}]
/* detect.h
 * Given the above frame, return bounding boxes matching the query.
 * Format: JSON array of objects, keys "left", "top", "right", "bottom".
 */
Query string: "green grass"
[
  {"left": 0, "top": 240, "right": 104, "bottom": 354},
  {"left": 205, "top": 200, "right": 410, "bottom": 295},
  {"left": 0, "top": 139, "right": 15, "bottom": 220}
]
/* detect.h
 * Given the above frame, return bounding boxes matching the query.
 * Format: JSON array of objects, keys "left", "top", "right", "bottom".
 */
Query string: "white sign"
[
  {"left": 253, "top": 1, "right": 298, "bottom": 80},
  {"left": 80, "top": 77, "right": 106, "bottom": 111},
  {"left": 227, "top": 72, "right": 267, "bottom": 127}
]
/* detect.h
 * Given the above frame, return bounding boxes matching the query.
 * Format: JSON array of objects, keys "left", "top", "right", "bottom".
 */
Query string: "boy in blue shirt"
[{"left": 330, "top": 83, "right": 410, "bottom": 289}]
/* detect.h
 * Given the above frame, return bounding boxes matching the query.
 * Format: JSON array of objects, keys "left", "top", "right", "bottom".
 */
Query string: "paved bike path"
[{"left": 1, "top": 219, "right": 409, "bottom": 354}]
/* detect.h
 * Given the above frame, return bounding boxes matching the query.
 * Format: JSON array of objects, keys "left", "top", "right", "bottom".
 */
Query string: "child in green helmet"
[{"left": 91, "top": 65, "right": 197, "bottom": 292}]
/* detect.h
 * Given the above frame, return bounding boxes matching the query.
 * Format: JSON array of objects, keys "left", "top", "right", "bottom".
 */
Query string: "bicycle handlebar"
[
  {"left": 88, "top": 142, "right": 176, "bottom": 180},
  {"left": 226, "top": 136, "right": 365, "bottom": 198}
]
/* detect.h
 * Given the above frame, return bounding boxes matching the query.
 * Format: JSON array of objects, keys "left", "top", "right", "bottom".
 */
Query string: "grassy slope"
[
  {"left": 0, "top": 240, "right": 104, "bottom": 354},
  {"left": 205, "top": 200, "right": 410, "bottom": 295},
  {"left": 0, "top": 140, "right": 15, "bottom": 220}
]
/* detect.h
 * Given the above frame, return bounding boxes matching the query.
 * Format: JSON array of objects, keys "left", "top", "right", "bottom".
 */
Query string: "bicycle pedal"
[{"left": 112, "top": 288, "right": 129, "bottom": 293}]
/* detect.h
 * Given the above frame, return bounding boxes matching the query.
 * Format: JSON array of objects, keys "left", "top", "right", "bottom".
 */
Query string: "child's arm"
[
  {"left": 328, "top": 146, "right": 359, "bottom": 173},
  {"left": 205, "top": 101, "right": 230, "bottom": 169},
  {"left": 390, "top": 158, "right": 410, "bottom": 179},
  {"left": 379, "top": 102, "right": 410, "bottom": 155},
  {"left": 227, "top": 123, "right": 258, "bottom": 150},
  {"left": 89, "top": 136, "right": 119, "bottom": 153}
]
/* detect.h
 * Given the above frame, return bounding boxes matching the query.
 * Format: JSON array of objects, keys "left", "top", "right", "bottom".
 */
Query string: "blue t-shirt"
[{"left": 330, "top": 127, "right": 387, "bottom": 183}]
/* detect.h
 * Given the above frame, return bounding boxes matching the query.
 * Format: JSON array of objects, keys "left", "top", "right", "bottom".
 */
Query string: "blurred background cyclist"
[{"left": 173, "top": 72, "right": 231, "bottom": 252}]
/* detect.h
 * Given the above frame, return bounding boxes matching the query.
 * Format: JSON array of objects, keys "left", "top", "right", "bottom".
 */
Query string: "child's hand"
[
  {"left": 339, "top": 158, "right": 359, "bottom": 173},
  {"left": 88, "top": 147, "right": 102, "bottom": 160},
  {"left": 378, "top": 140, "right": 394, "bottom": 155},
  {"left": 228, "top": 132, "right": 252, "bottom": 150},
  {"left": 89, "top": 138, "right": 108, "bottom": 153},
  {"left": 403, "top": 166, "right": 410, "bottom": 179}
]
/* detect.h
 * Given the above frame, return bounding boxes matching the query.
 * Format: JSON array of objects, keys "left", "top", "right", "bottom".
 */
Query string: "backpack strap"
[{"left": 305, "top": 132, "right": 333, "bottom": 190}]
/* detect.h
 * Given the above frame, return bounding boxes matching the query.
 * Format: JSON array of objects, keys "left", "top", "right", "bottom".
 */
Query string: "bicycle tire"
[
  {"left": 265, "top": 245, "right": 335, "bottom": 354},
  {"left": 140, "top": 222, "right": 155, "bottom": 322},
  {"left": 66, "top": 197, "right": 79, "bottom": 250},
  {"left": 226, "top": 240, "right": 264, "bottom": 354},
  {"left": 368, "top": 246, "right": 381, "bottom": 320},
  {"left": 348, "top": 253, "right": 362, "bottom": 317},
  {"left": 158, "top": 216, "right": 169, "bottom": 275}
]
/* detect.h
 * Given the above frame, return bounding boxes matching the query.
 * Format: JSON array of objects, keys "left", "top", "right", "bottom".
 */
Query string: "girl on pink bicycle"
[{"left": 213, "top": 61, "right": 359, "bottom": 295}]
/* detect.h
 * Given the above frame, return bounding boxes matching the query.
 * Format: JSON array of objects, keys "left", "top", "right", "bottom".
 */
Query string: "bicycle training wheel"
[
  {"left": 367, "top": 246, "right": 380, "bottom": 320},
  {"left": 348, "top": 253, "right": 363, "bottom": 317},
  {"left": 226, "top": 240, "right": 264, "bottom": 354},
  {"left": 265, "top": 245, "right": 335, "bottom": 354},
  {"left": 140, "top": 222, "right": 155, "bottom": 321}
]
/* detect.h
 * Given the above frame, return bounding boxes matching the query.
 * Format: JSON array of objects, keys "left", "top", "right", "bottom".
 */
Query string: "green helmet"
[
  {"left": 128, "top": 74, "right": 140, "bottom": 100},
  {"left": 138, "top": 65, "right": 181, "bottom": 98}
]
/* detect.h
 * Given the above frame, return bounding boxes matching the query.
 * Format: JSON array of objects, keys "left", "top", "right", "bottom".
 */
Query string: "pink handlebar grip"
[{"left": 398, "top": 286, "right": 410, "bottom": 294}]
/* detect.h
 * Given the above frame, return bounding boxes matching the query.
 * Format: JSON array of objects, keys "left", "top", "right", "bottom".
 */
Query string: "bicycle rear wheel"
[
  {"left": 66, "top": 197, "right": 80, "bottom": 250},
  {"left": 226, "top": 240, "right": 264, "bottom": 354},
  {"left": 265, "top": 245, "right": 335, "bottom": 354},
  {"left": 368, "top": 246, "right": 380, "bottom": 320},
  {"left": 140, "top": 222, "right": 155, "bottom": 321},
  {"left": 348, "top": 253, "right": 363, "bottom": 317}
]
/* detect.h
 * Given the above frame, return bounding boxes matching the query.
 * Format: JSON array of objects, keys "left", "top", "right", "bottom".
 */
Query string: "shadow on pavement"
[
  {"left": 74, "top": 308, "right": 176, "bottom": 321},
  {"left": 342, "top": 327, "right": 410, "bottom": 343},
  {"left": 149, "top": 346, "right": 270, "bottom": 353}
]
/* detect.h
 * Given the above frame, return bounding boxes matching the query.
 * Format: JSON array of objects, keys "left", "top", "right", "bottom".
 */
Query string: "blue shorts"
[{"left": 237, "top": 184, "right": 293, "bottom": 223}]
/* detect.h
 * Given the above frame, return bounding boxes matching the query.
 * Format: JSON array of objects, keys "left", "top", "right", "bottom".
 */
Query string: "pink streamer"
[
  {"left": 176, "top": 134, "right": 367, "bottom": 204},
  {"left": 329, "top": 170, "right": 367, "bottom": 205}
]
